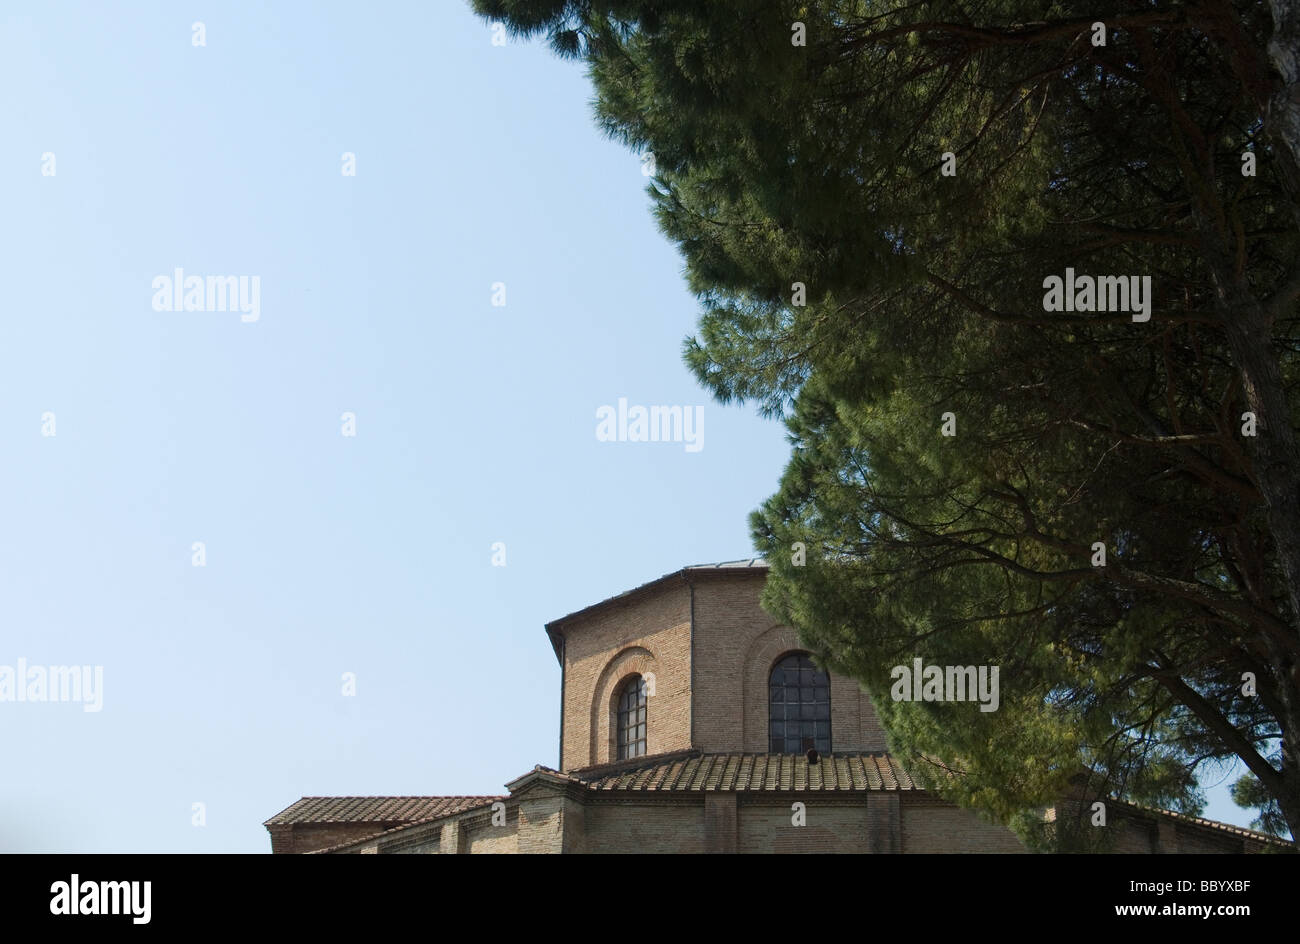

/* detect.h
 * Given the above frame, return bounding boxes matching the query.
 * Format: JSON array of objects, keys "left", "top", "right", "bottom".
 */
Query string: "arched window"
[
  {"left": 769, "top": 653, "right": 831, "bottom": 754},
  {"left": 616, "top": 675, "right": 648, "bottom": 760}
]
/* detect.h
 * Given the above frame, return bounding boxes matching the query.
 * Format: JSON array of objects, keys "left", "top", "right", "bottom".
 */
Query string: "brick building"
[{"left": 265, "top": 560, "right": 1289, "bottom": 853}]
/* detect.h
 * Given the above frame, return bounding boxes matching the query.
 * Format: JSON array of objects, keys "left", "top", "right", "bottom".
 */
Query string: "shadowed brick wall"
[{"left": 900, "top": 796, "right": 1028, "bottom": 853}]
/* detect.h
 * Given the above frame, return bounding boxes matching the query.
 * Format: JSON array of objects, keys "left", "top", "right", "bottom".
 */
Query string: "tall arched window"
[
  {"left": 769, "top": 653, "right": 831, "bottom": 754},
  {"left": 616, "top": 675, "right": 648, "bottom": 760}
]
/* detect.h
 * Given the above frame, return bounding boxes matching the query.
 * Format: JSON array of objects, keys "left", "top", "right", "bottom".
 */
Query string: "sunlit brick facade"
[{"left": 266, "top": 561, "right": 1286, "bottom": 854}]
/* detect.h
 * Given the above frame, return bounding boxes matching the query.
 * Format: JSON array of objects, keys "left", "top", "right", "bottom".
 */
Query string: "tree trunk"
[
  {"left": 1218, "top": 297, "right": 1300, "bottom": 630},
  {"left": 1202, "top": 234, "right": 1300, "bottom": 838},
  {"left": 1267, "top": 1, "right": 1300, "bottom": 196}
]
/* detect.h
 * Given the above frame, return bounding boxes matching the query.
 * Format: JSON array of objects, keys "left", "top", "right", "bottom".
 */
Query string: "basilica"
[{"left": 266, "top": 560, "right": 1287, "bottom": 853}]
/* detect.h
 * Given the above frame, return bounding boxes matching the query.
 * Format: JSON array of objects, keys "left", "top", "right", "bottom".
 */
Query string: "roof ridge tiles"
[{"left": 264, "top": 794, "right": 503, "bottom": 826}]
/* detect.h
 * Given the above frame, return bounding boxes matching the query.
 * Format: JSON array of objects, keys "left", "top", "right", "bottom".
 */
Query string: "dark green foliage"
[
  {"left": 475, "top": 0, "right": 1300, "bottom": 845},
  {"left": 1232, "top": 765, "right": 1289, "bottom": 837}
]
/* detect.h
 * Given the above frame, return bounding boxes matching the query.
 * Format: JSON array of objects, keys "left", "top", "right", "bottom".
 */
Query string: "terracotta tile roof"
[
  {"left": 566, "top": 747, "right": 699, "bottom": 780},
  {"left": 263, "top": 795, "right": 499, "bottom": 826},
  {"left": 572, "top": 752, "right": 916, "bottom": 792},
  {"left": 302, "top": 800, "right": 510, "bottom": 854},
  {"left": 686, "top": 558, "right": 768, "bottom": 571}
]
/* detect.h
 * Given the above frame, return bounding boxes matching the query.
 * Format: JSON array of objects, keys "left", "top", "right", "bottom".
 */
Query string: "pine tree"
[{"left": 476, "top": 0, "right": 1300, "bottom": 842}]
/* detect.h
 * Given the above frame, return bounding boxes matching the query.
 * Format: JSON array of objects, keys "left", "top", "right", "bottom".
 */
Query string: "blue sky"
[{"left": 0, "top": 1, "right": 1254, "bottom": 852}]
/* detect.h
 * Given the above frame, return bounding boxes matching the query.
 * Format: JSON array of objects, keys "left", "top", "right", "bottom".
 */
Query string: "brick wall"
[
  {"left": 583, "top": 800, "right": 706, "bottom": 854},
  {"left": 1047, "top": 793, "right": 1271, "bottom": 853},
  {"left": 691, "top": 572, "right": 888, "bottom": 754},
  {"left": 568, "top": 792, "right": 1018, "bottom": 854},
  {"left": 737, "top": 797, "right": 875, "bottom": 853},
  {"left": 390, "top": 837, "right": 439, "bottom": 854},
  {"left": 558, "top": 580, "right": 692, "bottom": 770},
  {"left": 466, "top": 824, "right": 518, "bottom": 854},
  {"left": 1102, "top": 811, "right": 1261, "bottom": 854},
  {"left": 516, "top": 792, "right": 588, "bottom": 853},
  {"left": 556, "top": 570, "right": 890, "bottom": 769},
  {"left": 270, "top": 822, "right": 395, "bottom": 855},
  {"left": 900, "top": 795, "right": 1029, "bottom": 853},
  {"left": 316, "top": 789, "right": 1272, "bottom": 853}
]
